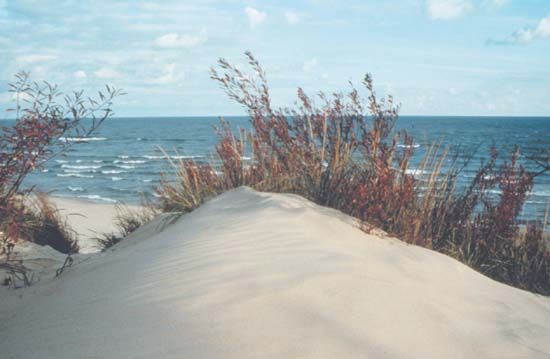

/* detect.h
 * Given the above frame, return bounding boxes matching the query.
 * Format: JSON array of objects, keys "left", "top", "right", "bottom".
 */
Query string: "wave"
[
  {"left": 68, "top": 186, "right": 85, "bottom": 192},
  {"left": 142, "top": 154, "right": 202, "bottom": 160},
  {"left": 114, "top": 159, "right": 146, "bottom": 164},
  {"left": 77, "top": 194, "right": 117, "bottom": 203},
  {"left": 111, "top": 177, "right": 124, "bottom": 181},
  {"left": 171, "top": 155, "right": 203, "bottom": 160},
  {"left": 63, "top": 169, "right": 97, "bottom": 174},
  {"left": 116, "top": 165, "right": 135, "bottom": 170},
  {"left": 397, "top": 144, "right": 421, "bottom": 149},
  {"left": 405, "top": 168, "right": 430, "bottom": 175},
  {"left": 59, "top": 137, "right": 107, "bottom": 143},
  {"left": 55, "top": 159, "right": 69, "bottom": 164},
  {"left": 529, "top": 190, "right": 550, "bottom": 197},
  {"left": 118, "top": 155, "right": 130, "bottom": 159},
  {"left": 57, "top": 173, "right": 94, "bottom": 178},
  {"left": 61, "top": 164, "right": 102, "bottom": 170},
  {"left": 143, "top": 155, "right": 166, "bottom": 160},
  {"left": 101, "top": 170, "right": 127, "bottom": 174}
]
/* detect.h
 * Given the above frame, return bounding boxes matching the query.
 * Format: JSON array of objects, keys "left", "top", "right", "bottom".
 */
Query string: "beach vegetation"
[
  {"left": 156, "top": 52, "right": 550, "bottom": 295},
  {"left": 97, "top": 204, "right": 157, "bottom": 251},
  {"left": 0, "top": 72, "right": 121, "bottom": 256}
]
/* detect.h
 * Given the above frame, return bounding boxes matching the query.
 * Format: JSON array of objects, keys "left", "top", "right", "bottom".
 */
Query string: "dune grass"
[
  {"left": 155, "top": 52, "right": 550, "bottom": 295},
  {"left": 96, "top": 204, "right": 157, "bottom": 251}
]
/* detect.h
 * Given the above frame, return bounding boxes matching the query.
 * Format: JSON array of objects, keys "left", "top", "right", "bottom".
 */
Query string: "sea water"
[{"left": 2, "top": 116, "right": 549, "bottom": 223}]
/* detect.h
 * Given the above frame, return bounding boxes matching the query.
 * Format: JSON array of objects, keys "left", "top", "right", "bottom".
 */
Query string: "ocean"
[{"left": 3, "top": 116, "right": 549, "bottom": 223}]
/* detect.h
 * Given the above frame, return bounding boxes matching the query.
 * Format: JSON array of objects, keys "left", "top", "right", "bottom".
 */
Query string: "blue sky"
[{"left": 0, "top": 0, "right": 549, "bottom": 117}]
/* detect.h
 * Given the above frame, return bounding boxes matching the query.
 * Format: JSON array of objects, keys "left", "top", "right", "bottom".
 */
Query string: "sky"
[{"left": 0, "top": 0, "right": 549, "bottom": 117}]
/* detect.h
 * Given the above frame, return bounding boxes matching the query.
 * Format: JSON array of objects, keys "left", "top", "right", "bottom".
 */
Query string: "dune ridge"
[{"left": 1, "top": 187, "right": 549, "bottom": 358}]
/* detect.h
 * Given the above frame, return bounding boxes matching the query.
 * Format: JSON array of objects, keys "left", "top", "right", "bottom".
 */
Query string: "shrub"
[
  {"left": 157, "top": 52, "right": 550, "bottom": 295},
  {"left": 0, "top": 72, "right": 121, "bottom": 254}
]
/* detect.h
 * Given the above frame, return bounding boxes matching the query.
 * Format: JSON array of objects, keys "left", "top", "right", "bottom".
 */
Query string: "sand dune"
[
  {"left": 1, "top": 187, "right": 550, "bottom": 358},
  {"left": 52, "top": 197, "right": 139, "bottom": 253}
]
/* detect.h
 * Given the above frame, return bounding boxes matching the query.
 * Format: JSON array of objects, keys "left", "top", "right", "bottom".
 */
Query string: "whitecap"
[
  {"left": 111, "top": 177, "right": 124, "bottom": 181},
  {"left": 68, "top": 186, "right": 85, "bottom": 192},
  {"left": 114, "top": 159, "right": 146, "bottom": 164},
  {"left": 59, "top": 137, "right": 107, "bottom": 142},
  {"left": 62, "top": 164, "right": 102, "bottom": 170},
  {"left": 116, "top": 165, "right": 135, "bottom": 170},
  {"left": 143, "top": 155, "right": 166, "bottom": 160},
  {"left": 57, "top": 173, "right": 94, "bottom": 178},
  {"left": 397, "top": 144, "right": 420, "bottom": 149},
  {"left": 101, "top": 170, "right": 127, "bottom": 174},
  {"left": 171, "top": 155, "right": 200, "bottom": 160},
  {"left": 77, "top": 195, "right": 117, "bottom": 203},
  {"left": 64, "top": 168, "right": 97, "bottom": 174},
  {"left": 405, "top": 168, "right": 430, "bottom": 176}
]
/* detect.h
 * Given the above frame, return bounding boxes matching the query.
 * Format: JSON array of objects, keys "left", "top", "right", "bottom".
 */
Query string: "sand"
[
  {"left": 52, "top": 197, "right": 140, "bottom": 253},
  {"left": 1, "top": 187, "right": 550, "bottom": 358}
]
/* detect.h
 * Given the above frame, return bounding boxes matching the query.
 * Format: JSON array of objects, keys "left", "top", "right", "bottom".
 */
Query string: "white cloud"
[
  {"left": 15, "top": 54, "right": 57, "bottom": 64},
  {"left": 284, "top": 11, "right": 300, "bottom": 24},
  {"left": 147, "top": 64, "right": 184, "bottom": 85},
  {"left": 154, "top": 30, "right": 207, "bottom": 49},
  {"left": 245, "top": 7, "right": 267, "bottom": 28},
  {"left": 495, "top": 17, "right": 550, "bottom": 44},
  {"left": 73, "top": 70, "right": 87, "bottom": 79},
  {"left": 426, "top": 0, "right": 472, "bottom": 20},
  {"left": 302, "top": 58, "right": 318, "bottom": 72},
  {"left": 94, "top": 67, "right": 121, "bottom": 79}
]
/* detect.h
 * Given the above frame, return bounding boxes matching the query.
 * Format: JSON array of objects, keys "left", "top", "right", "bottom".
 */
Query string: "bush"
[
  {"left": 156, "top": 52, "right": 550, "bottom": 295},
  {"left": 0, "top": 72, "right": 121, "bottom": 254}
]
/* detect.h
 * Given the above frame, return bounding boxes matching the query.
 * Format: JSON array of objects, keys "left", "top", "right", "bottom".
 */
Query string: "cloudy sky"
[{"left": 0, "top": 0, "right": 549, "bottom": 117}]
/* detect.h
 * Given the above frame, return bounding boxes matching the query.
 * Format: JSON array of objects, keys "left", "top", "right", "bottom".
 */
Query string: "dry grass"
[
  {"left": 97, "top": 204, "right": 157, "bottom": 251},
  {"left": 0, "top": 193, "right": 79, "bottom": 255},
  {"left": 155, "top": 52, "right": 550, "bottom": 295}
]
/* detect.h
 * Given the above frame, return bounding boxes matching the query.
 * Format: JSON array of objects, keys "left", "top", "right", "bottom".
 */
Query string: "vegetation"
[
  {"left": 156, "top": 52, "right": 550, "bottom": 295},
  {"left": 97, "top": 204, "right": 157, "bottom": 251},
  {"left": 1, "top": 72, "right": 120, "bottom": 273}
]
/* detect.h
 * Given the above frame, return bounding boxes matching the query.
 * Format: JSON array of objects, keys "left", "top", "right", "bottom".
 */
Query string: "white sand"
[
  {"left": 52, "top": 197, "right": 140, "bottom": 253},
  {"left": 1, "top": 187, "right": 550, "bottom": 358}
]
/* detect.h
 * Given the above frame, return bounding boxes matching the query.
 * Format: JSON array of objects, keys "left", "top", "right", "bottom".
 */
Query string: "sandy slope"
[
  {"left": 1, "top": 187, "right": 550, "bottom": 358},
  {"left": 52, "top": 197, "right": 139, "bottom": 253}
]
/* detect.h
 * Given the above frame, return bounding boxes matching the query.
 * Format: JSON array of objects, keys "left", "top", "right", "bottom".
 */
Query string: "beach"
[{"left": 1, "top": 187, "right": 549, "bottom": 358}]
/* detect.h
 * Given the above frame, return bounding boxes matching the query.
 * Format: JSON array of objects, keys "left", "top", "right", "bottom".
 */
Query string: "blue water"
[{"left": 3, "top": 116, "right": 550, "bottom": 223}]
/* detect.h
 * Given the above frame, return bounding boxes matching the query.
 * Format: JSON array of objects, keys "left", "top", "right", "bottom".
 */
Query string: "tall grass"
[{"left": 156, "top": 52, "right": 550, "bottom": 295}]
